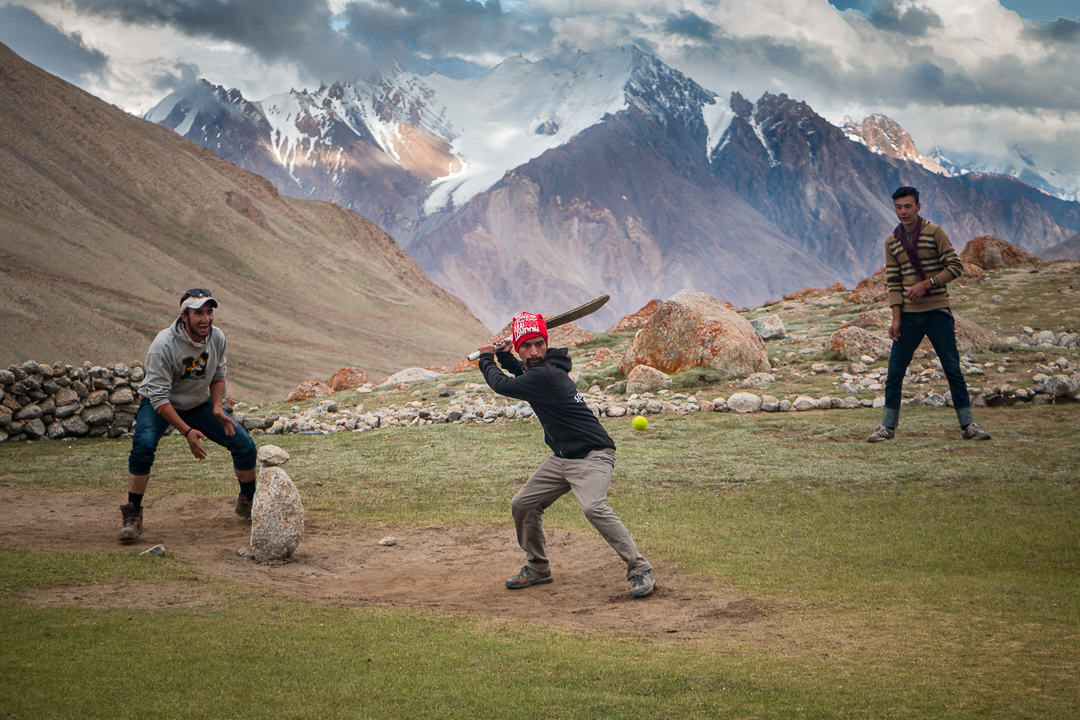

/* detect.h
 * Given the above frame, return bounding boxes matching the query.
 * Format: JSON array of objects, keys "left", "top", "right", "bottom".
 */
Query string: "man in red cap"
[{"left": 476, "top": 312, "right": 656, "bottom": 598}]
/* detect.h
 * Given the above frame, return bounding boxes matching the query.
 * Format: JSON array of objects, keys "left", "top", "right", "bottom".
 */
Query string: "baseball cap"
[{"left": 180, "top": 288, "right": 218, "bottom": 311}]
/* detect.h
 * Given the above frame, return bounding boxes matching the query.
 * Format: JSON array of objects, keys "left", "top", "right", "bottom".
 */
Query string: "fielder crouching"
[
  {"left": 118, "top": 288, "right": 257, "bottom": 542},
  {"left": 476, "top": 312, "right": 656, "bottom": 598}
]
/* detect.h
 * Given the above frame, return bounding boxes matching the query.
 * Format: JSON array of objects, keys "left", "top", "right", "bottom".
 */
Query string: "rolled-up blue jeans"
[
  {"left": 882, "top": 308, "right": 973, "bottom": 429},
  {"left": 128, "top": 398, "right": 257, "bottom": 475}
]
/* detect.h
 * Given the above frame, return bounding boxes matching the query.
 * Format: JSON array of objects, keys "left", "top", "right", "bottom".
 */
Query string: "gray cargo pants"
[{"left": 511, "top": 448, "right": 652, "bottom": 579}]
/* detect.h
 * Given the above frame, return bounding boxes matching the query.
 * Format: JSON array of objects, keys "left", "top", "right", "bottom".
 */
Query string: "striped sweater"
[{"left": 884, "top": 220, "right": 963, "bottom": 312}]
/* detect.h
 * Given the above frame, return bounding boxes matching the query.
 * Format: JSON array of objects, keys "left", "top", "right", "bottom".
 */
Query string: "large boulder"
[
  {"left": 618, "top": 291, "right": 770, "bottom": 378},
  {"left": 960, "top": 236, "right": 1043, "bottom": 269},
  {"left": 607, "top": 300, "right": 662, "bottom": 332},
  {"left": 327, "top": 367, "right": 369, "bottom": 392}
]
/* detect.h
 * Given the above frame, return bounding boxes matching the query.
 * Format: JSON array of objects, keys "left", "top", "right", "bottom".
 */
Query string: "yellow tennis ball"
[{"left": 632, "top": 416, "right": 648, "bottom": 431}]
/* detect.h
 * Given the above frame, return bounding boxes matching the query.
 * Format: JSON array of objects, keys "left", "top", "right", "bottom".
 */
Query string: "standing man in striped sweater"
[{"left": 868, "top": 186, "right": 992, "bottom": 443}]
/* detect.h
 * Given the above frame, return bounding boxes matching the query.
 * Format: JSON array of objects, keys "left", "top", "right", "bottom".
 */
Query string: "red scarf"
[{"left": 893, "top": 216, "right": 926, "bottom": 281}]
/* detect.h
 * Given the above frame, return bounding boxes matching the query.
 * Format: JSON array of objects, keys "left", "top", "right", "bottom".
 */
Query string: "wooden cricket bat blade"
[
  {"left": 466, "top": 294, "right": 610, "bottom": 360},
  {"left": 544, "top": 294, "right": 610, "bottom": 329}
]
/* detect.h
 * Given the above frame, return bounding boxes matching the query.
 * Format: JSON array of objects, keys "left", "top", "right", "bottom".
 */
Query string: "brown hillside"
[{"left": 0, "top": 43, "right": 489, "bottom": 401}]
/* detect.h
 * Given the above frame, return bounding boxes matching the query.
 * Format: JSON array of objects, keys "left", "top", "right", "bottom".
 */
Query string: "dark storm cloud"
[
  {"left": 0, "top": 3, "right": 109, "bottom": 82},
  {"left": 150, "top": 60, "right": 200, "bottom": 91},
  {"left": 340, "top": 0, "right": 550, "bottom": 62},
  {"left": 66, "top": 0, "right": 375, "bottom": 80},
  {"left": 866, "top": 0, "right": 942, "bottom": 36},
  {"left": 1023, "top": 17, "right": 1080, "bottom": 43},
  {"left": 663, "top": 11, "right": 718, "bottom": 41}
]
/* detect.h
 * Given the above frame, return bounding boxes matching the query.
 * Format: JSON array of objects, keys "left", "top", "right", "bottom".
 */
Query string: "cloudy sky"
[{"left": 3, "top": 0, "right": 1079, "bottom": 190}]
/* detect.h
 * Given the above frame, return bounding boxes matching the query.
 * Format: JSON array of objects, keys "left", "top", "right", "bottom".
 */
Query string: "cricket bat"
[{"left": 466, "top": 294, "right": 610, "bottom": 361}]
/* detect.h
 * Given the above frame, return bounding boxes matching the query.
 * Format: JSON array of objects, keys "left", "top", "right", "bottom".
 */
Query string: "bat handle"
[{"left": 467, "top": 340, "right": 508, "bottom": 361}]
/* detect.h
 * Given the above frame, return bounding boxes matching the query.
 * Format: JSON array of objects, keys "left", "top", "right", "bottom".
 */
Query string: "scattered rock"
[
  {"left": 828, "top": 326, "right": 891, "bottom": 361},
  {"left": 751, "top": 314, "right": 786, "bottom": 340},
  {"left": 257, "top": 444, "right": 290, "bottom": 467},
  {"left": 376, "top": 368, "right": 445, "bottom": 387},
  {"left": 625, "top": 365, "right": 672, "bottom": 393},
  {"left": 726, "top": 392, "right": 762, "bottom": 413},
  {"left": 284, "top": 380, "right": 334, "bottom": 402},
  {"left": 249, "top": 464, "right": 305, "bottom": 563}
]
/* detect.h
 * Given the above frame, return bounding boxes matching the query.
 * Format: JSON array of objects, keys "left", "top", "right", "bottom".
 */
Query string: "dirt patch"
[{"left": 1, "top": 490, "right": 765, "bottom": 639}]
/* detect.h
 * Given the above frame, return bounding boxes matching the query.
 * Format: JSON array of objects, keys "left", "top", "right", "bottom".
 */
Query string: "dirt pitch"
[{"left": 1, "top": 490, "right": 767, "bottom": 639}]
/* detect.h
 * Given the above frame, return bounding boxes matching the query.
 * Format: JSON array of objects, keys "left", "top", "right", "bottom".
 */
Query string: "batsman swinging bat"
[{"left": 466, "top": 294, "right": 610, "bottom": 361}]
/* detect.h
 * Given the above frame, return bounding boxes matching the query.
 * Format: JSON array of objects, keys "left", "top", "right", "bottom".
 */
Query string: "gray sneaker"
[
  {"left": 629, "top": 571, "right": 656, "bottom": 598},
  {"left": 962, "top": 423, "right": 991, "bottom": 440},
  {"left": 505, "top": 565, "right": 552, "bottom": 589},
  {"left": 867, "top": 425, "right": 896, "bottom": 443}
]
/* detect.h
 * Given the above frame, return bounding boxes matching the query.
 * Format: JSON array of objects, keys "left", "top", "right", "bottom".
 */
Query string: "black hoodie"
[{"left": 478, "top": 347, "right": 616, "bottom": 459}]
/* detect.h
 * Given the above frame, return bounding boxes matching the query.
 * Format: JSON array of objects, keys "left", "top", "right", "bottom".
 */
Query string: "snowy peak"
[
  {"left": 146, "top": 47, "right": 726, "bottom": 214},
  {"left": 841, "top": 113, "right": 944, "bottom": 175},
  {"left": 146, "top": 80, "right": 269, "bottom": 137},
  {"left": 715, "top": 91, "right": 843, "bottom": 169},
  {"left": 624, "top": 46, "right": 717, "bottom": 137}
]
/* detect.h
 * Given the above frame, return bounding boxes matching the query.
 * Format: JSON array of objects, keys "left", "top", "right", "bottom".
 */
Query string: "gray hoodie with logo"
[{"left": 138, "top": 317, "right": 227, "bottom": 411}]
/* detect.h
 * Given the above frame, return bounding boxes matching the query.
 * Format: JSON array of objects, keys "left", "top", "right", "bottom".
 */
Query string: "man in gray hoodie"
[{"left": 119, "top": 289, "right": 257, "bottom": 541}]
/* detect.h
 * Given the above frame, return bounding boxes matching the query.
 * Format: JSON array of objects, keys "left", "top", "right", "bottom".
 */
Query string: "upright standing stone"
[{"left": 248, "top": 445, "right": 305, "bottom": 563}]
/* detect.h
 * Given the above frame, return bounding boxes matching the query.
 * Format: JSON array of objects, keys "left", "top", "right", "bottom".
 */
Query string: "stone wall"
[{"left": 1, "top": 360, "right": 143, "bottom": 443}]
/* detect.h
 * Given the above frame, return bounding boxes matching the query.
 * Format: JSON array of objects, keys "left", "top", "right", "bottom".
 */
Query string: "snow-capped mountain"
[
  {"left": 146, "top": 47, "right": 1080, "bottom": 330},
  {"left": 927, "top": 148, "right": 1080, "bottom": 204},
  {"left": 840, "top": 114, "right": 945, "bottom": 175}
]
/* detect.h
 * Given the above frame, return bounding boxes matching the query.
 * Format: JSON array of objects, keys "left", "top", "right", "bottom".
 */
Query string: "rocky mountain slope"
[
  {"left": 0, "top": 42, "right": 490, "bottom": 401},
  {"left": 146, "top": 47, "right": 1080, "bottom": 330}
]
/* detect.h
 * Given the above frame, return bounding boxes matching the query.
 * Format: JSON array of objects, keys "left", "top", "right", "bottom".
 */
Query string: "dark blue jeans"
[
  {"left": 128, "top": 398, "right": 257, "bottom": 475},
  {"left": 882, "top": 309, "right": 973, "bottom": 429}
]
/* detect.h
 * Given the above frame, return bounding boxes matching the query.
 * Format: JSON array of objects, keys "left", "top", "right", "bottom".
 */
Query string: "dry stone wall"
[{"left": 1, "top": 360, "right": 143, "bottom": 443}]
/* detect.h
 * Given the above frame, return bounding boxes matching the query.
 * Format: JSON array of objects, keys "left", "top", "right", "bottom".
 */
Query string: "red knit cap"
[{"left": 511, "top": 312, "right": 548, "bottom": 352}]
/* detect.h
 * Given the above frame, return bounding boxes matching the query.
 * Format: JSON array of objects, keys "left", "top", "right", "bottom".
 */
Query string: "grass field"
[{"left": 2, "top": 400, "right": 1078, "bottom": 719}]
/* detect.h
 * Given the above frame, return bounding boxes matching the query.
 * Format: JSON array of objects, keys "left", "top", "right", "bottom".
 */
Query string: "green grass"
[{"left": 1, "top": 403, "right": 1079, "bottom": 718}]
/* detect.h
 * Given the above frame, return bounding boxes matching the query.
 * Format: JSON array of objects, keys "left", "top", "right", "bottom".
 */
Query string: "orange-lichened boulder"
[
  {"left": 960, "top": 236, "right": 1043, "bottom": 269},
  {"left": 327, "top": 367, "right": 369, "bottom": 392},
  {"left": 284, "top": 380, "right": 333, "bottom": 402},
  {"left": 618, "top": 291, "right": 770, "bottom": 378},
  {"left": 451, "top": 358, "right": 477, "bottom": 373},
  {"left": 607, "top": 300, "right": 662, "bottom": 332}
]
